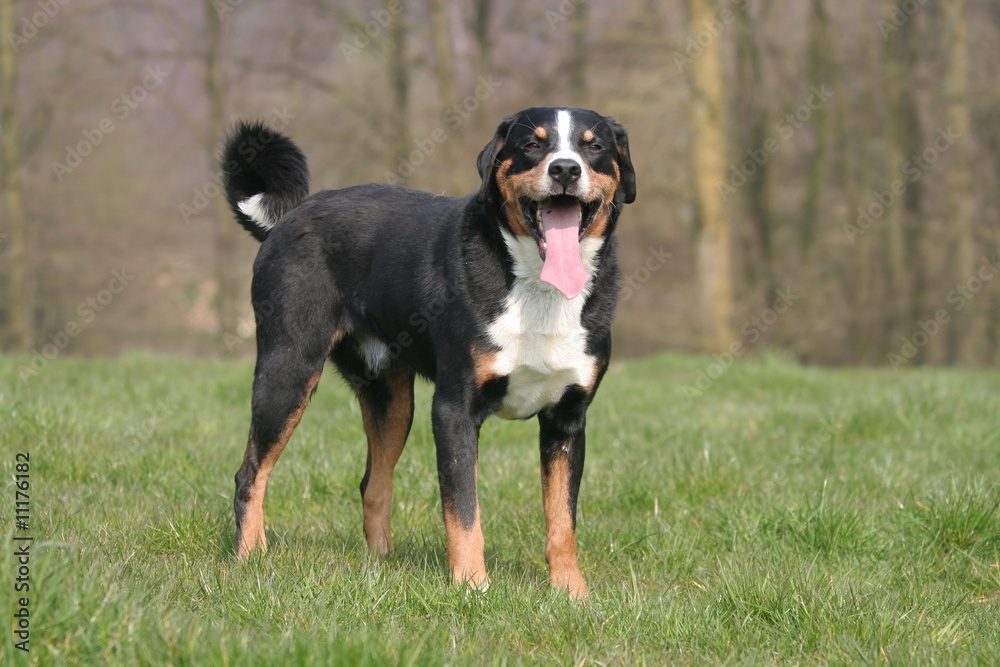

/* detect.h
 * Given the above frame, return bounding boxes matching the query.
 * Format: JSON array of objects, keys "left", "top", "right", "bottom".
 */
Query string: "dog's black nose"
[{"left": 548, "top": 158, "right": 582, "bottom": 186}]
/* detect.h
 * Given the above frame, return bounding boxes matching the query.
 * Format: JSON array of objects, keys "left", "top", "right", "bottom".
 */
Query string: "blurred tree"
[
  {"left": 800, "top": 0, "right": 831, "bottom": 265},
  {"left": 942, "top": 0, "right": 976, "bottom": 364},
  {"left": 686, "top": 0, "right": 734, "bottom": 353},
  {"left": 881, "top": 0, "right": 909, "bottom": 355},
  {"left": 475, "top": 0, "right": 493, "bottom": 80},
  {"left": 0, "top": 1, "right": 31, "bottom": 353},
  {"left": 389, "top": 2, "right": 410, "bottom": 184},
  {"left": 797, "top": 0, "right": 833, "bottom": 362},
  {"left": 204, "top": 0, "right": 239, "bottom": 338},
  {"left": 428, "top": 0, "right": 463, "bottom": 193},
  {"left": 568, "top": 0, "right": 588, "bottom": 105},
  {"left": 882, "top": 0, "right": 928, "bottom": 362},
  {"left": 732, "top": 7, "right": 774, "bottom": 306},
  {"left": 845, "top": 35, "right": 877, "bottom": 364},
  {"left": 428, "top": 0, "right": 456, "bottom": 110}
]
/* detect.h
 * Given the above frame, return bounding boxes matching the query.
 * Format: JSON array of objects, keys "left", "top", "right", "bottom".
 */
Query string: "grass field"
[{"left": 2, "top": 352, "right": 999, "bottom": 665}]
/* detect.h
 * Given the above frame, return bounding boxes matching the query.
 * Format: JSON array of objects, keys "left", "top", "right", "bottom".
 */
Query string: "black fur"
[{"left": 220, "top": 120, "right": 310, "bottom": 241}]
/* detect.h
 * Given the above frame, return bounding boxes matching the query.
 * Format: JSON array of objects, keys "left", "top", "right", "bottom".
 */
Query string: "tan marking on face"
[
  {"left": 237, "top": 372, "right": 322, "bottom": 558},
  {"left": 495, "top": 159, "right": 546, "bottom": 237},
  {"left": 360, "top": 371, "right": 413, "bottom": 555},
  {"left": 581, "top": 129, "right": 595, "bottom": 143},
  {"left": 535, "top": 126, "right": 548, "bottom": 140},
  {"left": 444, "top": 497, "right": 488, "bottom": 590},
  {"left": 580, "top": 163, "right": 621, "bottom": 240},
  {"left": 542, "top": 453, "right": 588, "bottom": 598}
]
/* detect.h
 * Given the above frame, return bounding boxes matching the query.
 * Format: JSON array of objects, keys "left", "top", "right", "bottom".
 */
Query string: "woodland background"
[{"left": 1, "top": 0, "right": 999, "bottom": 366}]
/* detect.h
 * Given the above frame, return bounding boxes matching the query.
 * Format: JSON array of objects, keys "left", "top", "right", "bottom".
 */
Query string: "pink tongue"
[{"left": 539, "top": 200, "right": 590, "bottom": 299}]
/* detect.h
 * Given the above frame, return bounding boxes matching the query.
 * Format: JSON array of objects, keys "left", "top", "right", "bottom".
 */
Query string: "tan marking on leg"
[
  {"left": 534, "top": 126, "right": 548, "bottom": 140},
  {"left": 360, "top": 372, "right": 413, "bottom": 555},
  {"left": 444, "top": 503, "right": 489, "bottom": 591},
  {"left": 471, "top": 346, "right": 500, "bottom": 388},
  {"left": 237, "top": 372, "right": 322, "bottom": 558},
  {"left": 542, "top": 453, "right": 588, "bottom": 598},
  {"left": 583, "top": 357, "right": 608, "bottom": 394}
]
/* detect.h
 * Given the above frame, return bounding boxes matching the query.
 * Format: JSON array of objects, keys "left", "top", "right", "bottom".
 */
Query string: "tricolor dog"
[{"left": 221, "top": 107, "right": 636, "bottom": 598}]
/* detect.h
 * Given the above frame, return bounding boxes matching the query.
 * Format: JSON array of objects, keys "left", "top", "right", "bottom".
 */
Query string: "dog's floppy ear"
[
  {"left": 477, "top": 115, "right": 516, "bottom": 203},
  {"left": 610, "top": 119, "right": 636, "bottom": 204}
]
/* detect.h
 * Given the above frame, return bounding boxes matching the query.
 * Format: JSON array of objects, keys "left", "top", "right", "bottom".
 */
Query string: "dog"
[{"left": 221, "top": 107, "right": 635, "bottom": 598}]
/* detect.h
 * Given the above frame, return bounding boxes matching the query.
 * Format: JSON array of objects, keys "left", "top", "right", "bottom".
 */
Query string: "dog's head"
[{"left": 476, "top": 108, "right": 636, "bottom": 298}]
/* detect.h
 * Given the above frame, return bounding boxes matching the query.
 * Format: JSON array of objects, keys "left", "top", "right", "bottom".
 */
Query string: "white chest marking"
[{"left": 486, "top": 231, "right": 604, "bottom": 420}]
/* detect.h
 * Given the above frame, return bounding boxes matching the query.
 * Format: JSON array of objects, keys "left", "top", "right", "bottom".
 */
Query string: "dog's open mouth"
[
  {"left": 522, "top": 195, "right": 601, "bottom": 256},
  {"left": 520, "top": 195, "right": 601, "bottom": 300}
]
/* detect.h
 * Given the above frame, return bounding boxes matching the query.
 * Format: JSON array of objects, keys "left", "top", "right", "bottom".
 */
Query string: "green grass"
[{"left": 2, "top": 352, "right": 999, "bottom": 665}]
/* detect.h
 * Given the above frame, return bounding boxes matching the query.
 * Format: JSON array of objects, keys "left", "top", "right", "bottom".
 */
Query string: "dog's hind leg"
[
  {"left": 357, "top": 369, "right": 415, "bottom": 554},
  {"left": 234, "top": 310, "right": 339, "bottom": 558},
  {"left": 331, "top": 341, "right": 415, "bottom": 555}
]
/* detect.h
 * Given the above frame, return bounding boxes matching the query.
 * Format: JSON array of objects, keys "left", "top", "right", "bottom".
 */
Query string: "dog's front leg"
[
  {"left": 538, "top": 391, "right": 590, "bottom": 599},
  {"left": 431, "top": 390, "right": 488, "bottom": 591}
]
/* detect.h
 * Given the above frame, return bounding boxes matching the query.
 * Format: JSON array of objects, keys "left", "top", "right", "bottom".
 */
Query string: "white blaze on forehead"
[
  {"left": 557, "top": 109, "right": 573, "bottom": 154},
  {"left": 545, "top": 110, "right": 590, "bottom": 193}
]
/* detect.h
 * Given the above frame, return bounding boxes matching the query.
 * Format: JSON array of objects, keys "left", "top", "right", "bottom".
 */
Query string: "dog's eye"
[
  {"left": 588, "top": 143, "right": 604, "bottom": 153},
  {"left": 523, "top": 142, "right": 541, "bottom": 151}
]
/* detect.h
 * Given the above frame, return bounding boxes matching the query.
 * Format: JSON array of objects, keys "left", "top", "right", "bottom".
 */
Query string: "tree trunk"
[
  {"left": 843, "top": 35, "right": 877, "bottom": 364},
  {"left": 388, "top": 2, "right": 410, "bottom": 183},
  {"left": 687, "top": 0, "right": 733, "bottom": 354},
  {"left": 733, "top": 8, "right": 773, "bottom": 306},
  {"left": 204, "top": 0, "right": 238, "bottom": 339},
  {"left": 801, "top": 0, "right": 831, "bottom": 265},
  {"left": 568, "top": 0, "right": 588, "bottom": 104},
  {"left": 427, "top": 0, "right": 462, "bottom": 192},
  {"left": 796, "top": 0, "right": 834, "bottom": 362},
  {"left": 474, "top": 0, "right": 493, "bottom": 80},
  {"left": 881, "top": 0, "right": 909, "bottom": 356},
  {"left": 896, "top": 12, "right": 927, "bottom": 362},
  {"left": 942, "top": 0, "right": 976, "bottom": 364},
  {"left": 428, "top": 0, "right": 456, "bottom": 110},
  {"left": 0, "top": 1, "right": 31, "bottom": 352}
]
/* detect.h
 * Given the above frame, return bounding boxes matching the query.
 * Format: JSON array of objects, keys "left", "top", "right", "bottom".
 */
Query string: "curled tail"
[{"left": 220, "top": 121, "right": 309, "bottom": 242}]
